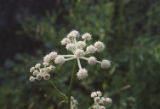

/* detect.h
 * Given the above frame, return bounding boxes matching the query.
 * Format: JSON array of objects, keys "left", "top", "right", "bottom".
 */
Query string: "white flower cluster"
[
  {"left": 29, "top": 63, "right": 55, "bottom": 82},
  {"left": 29, "top": 30, "right": 111, "bottom": 81},
  {"left": 91, "top": 91, "right": 112, "bottom": 109},
  {"left": 71, "top": 96, "right": 78, "bottom": 109},
  {"left": 59, "top": 30, "right": 111, "bottom": 80}
]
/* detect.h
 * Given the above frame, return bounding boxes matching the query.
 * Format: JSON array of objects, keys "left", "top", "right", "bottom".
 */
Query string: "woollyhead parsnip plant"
[{"left": 29, "top": 30, "right": 112, "bottom": 109}]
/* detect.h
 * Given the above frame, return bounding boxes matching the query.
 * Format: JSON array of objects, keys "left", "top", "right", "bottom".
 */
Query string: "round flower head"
[
  {"left": 100, "top": 97, "right": 107, "bottom": 104},
  {"left": 94, "top": 41, "right": 105, "bottom": 52},
  {"left": 48, "top": 65, "right": 56, "bottom": 70},
  {"left": 43, "top": 73, "right": 50, "bottom": 80},
  {"left": 86, "top": 45, "right": 96, "bottom": 54},
  {"left": 30, "top": 67, "right": 35, "bottom": 72},
  {"left": 35, "top": 63, "right": 41, "bottom": 68},
  {"left": 88, "top": 57, "right": 97, "bottom": 65},
  {"left": 106, "top": 97, "right": 112, "bottom": 103},
  {"left": 67, "top": 30, "right": 80, "bottom": 39},
  {"left": 61, "top": 38, "right": 71, "bottom": 45},
  {"left": 77, "top": 68, "right": 88, "bottom": 80},
  {"left": 33, "top": 70, "right": 38, "bottom": 75},
  {"left": 100, "top": 106, "right": 106, "bottom": 109},
  {"left": 97, "top": 91, "right": 102, "bottom": 97},
  {"left": 94, "top": 97, "right": 100, "bottom": 102},
  {"left": 36, "top": 73, "right": 42, "bottom": 80},
  {"left": 82, "top": 33, "right": 92, "bottom": 41},
  {"left": 54, "top": 55, "right": 65, "bottom": 65},
  {"left": 91, "top": 92, "right": 97, "bottom": 98},
  {"left": 75, "top": 49, "right": 85, "bottom": 57},
  {"left": 29, "top": 76, "right": 35, "bottom": 82},
  {"left": 101, "top": 60, "right": 111, "bottom": 69},
  {"left": 76, "top": 41, "right": 86, "bottom": 48},
  {"left": 66, "top": 43, "right": 75, "bottom": 51},
  {"left": 43, "top": 52, "right": 57, "bottom": 63}
]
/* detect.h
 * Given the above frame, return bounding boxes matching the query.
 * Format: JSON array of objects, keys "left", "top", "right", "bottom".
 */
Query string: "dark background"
[{"left": 0, "top": 0, "right": 160, "bottom": 109}]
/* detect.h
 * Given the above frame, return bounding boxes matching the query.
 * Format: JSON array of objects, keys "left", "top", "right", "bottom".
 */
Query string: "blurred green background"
[{"left": 0, "top": 0, "right": 160, "bottom": 109}]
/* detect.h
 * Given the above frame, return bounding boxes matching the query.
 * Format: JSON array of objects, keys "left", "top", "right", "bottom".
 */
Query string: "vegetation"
[{"left": 0, "top": 0, "right": 160, "bottom": 109}]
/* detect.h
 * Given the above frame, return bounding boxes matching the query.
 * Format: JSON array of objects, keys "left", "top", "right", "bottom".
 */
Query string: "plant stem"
[
  {"left": 68, "top": 61, "right": 76, "bottom": 109},
  {"left": 49, "top": 80, "right": 67, "bottom": 101}
]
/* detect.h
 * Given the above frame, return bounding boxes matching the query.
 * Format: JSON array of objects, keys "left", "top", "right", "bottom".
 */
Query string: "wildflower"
[
  {"left": 66, "top": 43, "right": 75, "bottom": 51},
  {"left": 29, "top": 76, "right": 35, "bottom": 82},
  {"left": 74, "top": 49, "right": 85, "bottom": 57},
  {"left": 86, "top": 45, "right": 96, "bottom": 54},
  {"left": 101, "top": 60, "right": 111, "bottom": 69},
  {"left": 91, "top": 92, "right": 97, "bottom": 98},
  {"left": 91, "top": 91, "right": 112, "bottom": 109},
  {"left": 97, "top": 91, "right": 102, "bottom": 97},
  {"left": 88, "top": 57, "right": 97, "bottom": 65},
  {"left": 106, "top": 97, "right": 112, "bottom": 103},
  {"left": 55, "top": 56, "right": 65, "bottom": 65},
  {"left": 77, "top": 68, "right": 88, "bottom": 80},
  {"left": 76, "top": 41, "right": 86, "bottom": 48},
  {"left": 61, "top": 38, "right": 71, "bottom": 45},
  {"left": 67, "top": 30, "right": 80, "bottom": 38},
  {"left": 30, "top": 67, "right": 35, "bottom": 72},
  {"left": 36, "top": 73, "right": 42, "bottom": 80},
  {"left": 35, "top": 63, "right": 41, "bottom": 68},
  {"left": 43, "top": 52, "right": 57, "bottom": 63},
  {"left": 82, "top": 33, "right": 92, "bottom": 41},
  {"left": 43, "top": 73, "right": 50, "bottom": 80},
  {"left": 29, "top": 30, "right": 111, "bottom": 81},
  {"left": 94, "top": 41, "right": 105, "bottom": 52}
]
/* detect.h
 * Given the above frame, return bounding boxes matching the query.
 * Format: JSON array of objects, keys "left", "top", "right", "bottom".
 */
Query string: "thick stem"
[{"left": 68, "top": 61, "right": 76, "bottom": 109}]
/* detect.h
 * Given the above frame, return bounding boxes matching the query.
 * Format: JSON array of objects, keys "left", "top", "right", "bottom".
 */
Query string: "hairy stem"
[{"left": 68, "top": 61, "right": 76, "bottom": 109}]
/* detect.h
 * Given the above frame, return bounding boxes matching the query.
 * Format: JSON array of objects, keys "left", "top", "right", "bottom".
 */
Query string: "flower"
[
  {"left": 43, "top": 52, "right": 58, "bottom": 63},
  {"left": 74, "top": 49, "right": 85, "bottom": 57},
  {"left": 86, "top": 45, "right": 96, "bottom": 54},
  {"left": 29, "top": 30, "right": 111, "bottom": 81},
  {"left": 35, "top": 63, "right": 41, "bottom": 68},
  {"left": 55, "top": 56, "right": 65, "bottom": 65},
  {"left": 94, "top": 41, "right": 105, "bottom": 52},
  {"left": 106, "top": 97, "right": 112, "bottom": 103},
  {"left": 88, "top": 57, "right": 97, "bottom": 65},
  {"left": 66, "top": 43, "right": 75, "bottom": 51},
  {"left": 77, "top": 68, "right": 88, "bottom": 80},
  {"left": 43, "top": 73, "right": 50, "bottom": 80},
  {"left": 91, "top": 91, "right": 112, "bottom": 109},
  {"left": 30, "top": 67, "right": 35, "bottom": 72},
  {"left": 101, "top": 60, "right": 111, "bottom": 69},
  {"left": 67, "top": 30, "right": 80, "bottom": 38},
  {"left": 61, "top": 38, "right": 71, "bottom": 45},
  {"left": 76, "top": 41, "right": 86, "bottom": 48},
  {"left": 29, "top": 76, "right": 35, "bottom": 82},
  {"left": 82, "top": 33, "right": 92, "bottom": 41},
  {"left": 97, "top": 91, "right": 102, "bottom": 97},
  {"left": 91, "top": 92, "right": 97, "bottom": 98}
]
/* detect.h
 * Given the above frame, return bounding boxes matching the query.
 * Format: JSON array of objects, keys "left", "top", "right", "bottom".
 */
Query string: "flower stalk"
[{"left": 68, "top": 61, "right": 76, "bottom": 109}]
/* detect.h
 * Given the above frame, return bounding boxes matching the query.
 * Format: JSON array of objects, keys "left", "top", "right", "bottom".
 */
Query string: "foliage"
[{"left": 0, "top": 0, "right": 160, "bottom": 109}]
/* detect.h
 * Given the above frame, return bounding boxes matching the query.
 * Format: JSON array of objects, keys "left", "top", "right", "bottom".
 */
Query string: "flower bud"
[
  {"left": 77, "top": 68, "right": 88, "bottom": 80},
  {"left": 82, "top": 33, "right": 92, "bottom": 41},
  {"left": 55, "top": 56, "right": 65, "bottom": 64},
  {"left": 94, "top": 41, "right": 105, "bottom": 52},
  {"left": 43, "top": 73, "right": 50, "bottom": 80},
  {"left": 29, "top": 76, "right": 35, "bottom": 82},
  {"left": 101, "top": 60, "right": 111, "bottom": 69},
  {"left": 86, "top": 45, "right": 96, "bottom": 54},
  {"left": 88, "top": 57, "right": 97, "bottom": 65}
]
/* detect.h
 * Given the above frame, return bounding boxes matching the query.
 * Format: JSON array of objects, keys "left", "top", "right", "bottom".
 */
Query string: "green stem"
[
  {"left": 49, "top": 80, "right": 67, "bottom": 101},
  {"left": 68, "top": 61, "right": 76, "bottom": 109}
]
